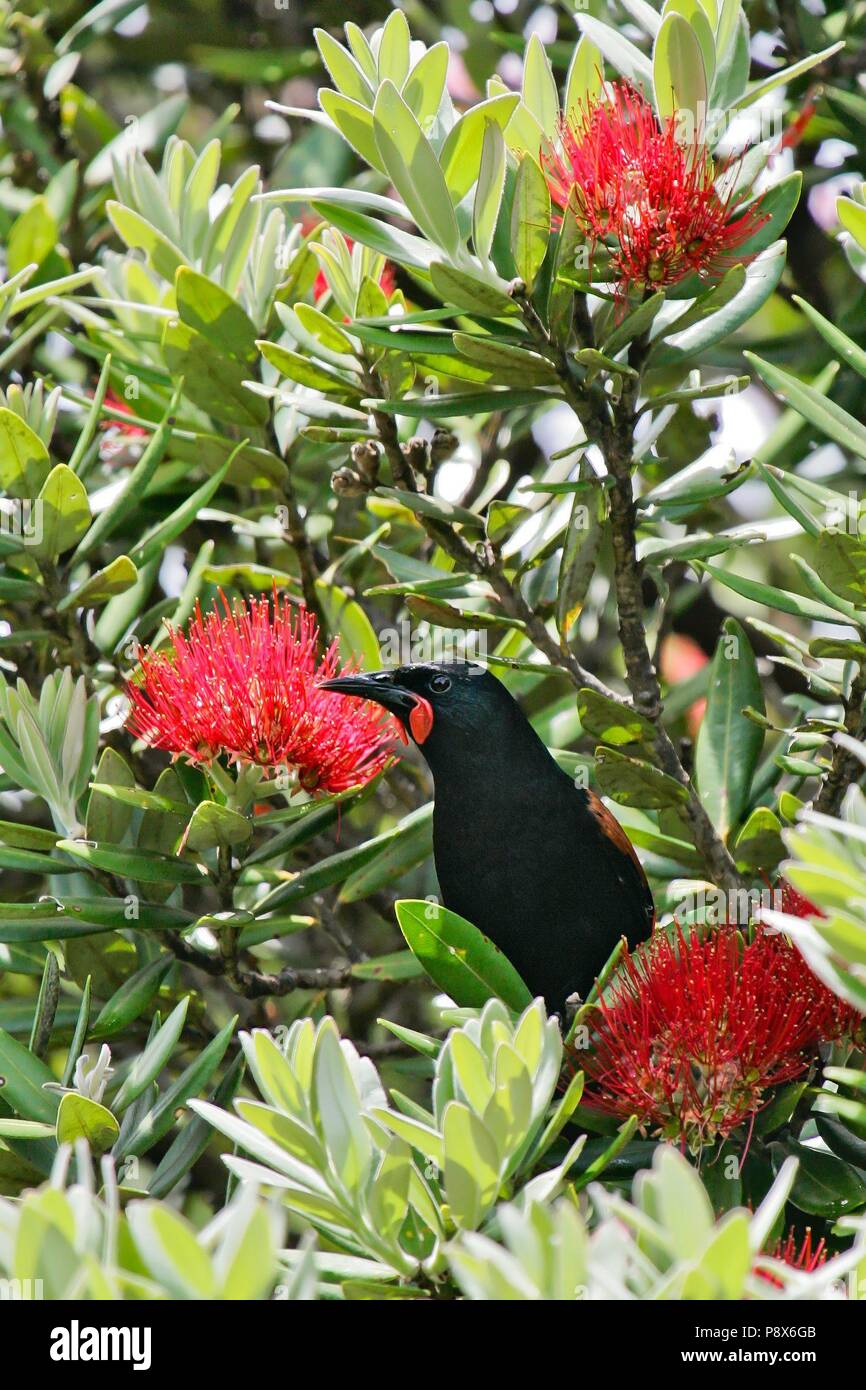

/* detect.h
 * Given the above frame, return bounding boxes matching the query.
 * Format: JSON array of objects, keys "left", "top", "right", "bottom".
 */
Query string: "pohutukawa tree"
[{"left": 0, "top": 0, "right": 865, "bottom": 1306}]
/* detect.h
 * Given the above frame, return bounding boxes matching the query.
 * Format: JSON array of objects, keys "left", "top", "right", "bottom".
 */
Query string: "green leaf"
[
  {"left": 112, "top": 997, "right": 189, "bottom": 1113},
  {"left": 839, "top": 195, "right": 866, "bottom": 253},
  {"left": 91, "top": 955, "right": 172, "bottom": 1036},
  {"left": 733, "top": 806, "right": 785, "bottom": 872},
  {"left": 594, "top": 747, "right": 689, "bottom": 808},
  {"left": 746, "top": 351, "right": 866, "bottom": 464},
  {"left": 654, "top": 12, "right": 708, "bottom": 125},
  {"left": 249, "top": 819, "right": 411, "bottom": 914},
  {"left": 184, "top": 800, "right": 252, "bottom": 852},
  {"left": 556, "top": 483, "right": 605, "bottom": 638},
  {"left": 755, "top": 461, "right": 820, "bottom": 539},
  {"left": 694, "top": 618, "right": 764, "bottom": 838},
  {"left": 175, "top": 266, "right": 258, "bottom": 363},
  {"left": 576, "top": 14, "right": 654, "bottom": 90},
  {"left": 311, "top": 198, "right": 434, "bottom": 271},
  {"left": 314, "top": 1022, "right": 371, "bottom": 1189},
  {"left": 395, "top": 899, "right": 533, "bottom": 1010},
  {"left": 319, "top": 89, "right": 385, "bottom": 171},
  {"left": 428, "top": 261, "right": 514, "bottom": 317},
  {"left": 377, "top": 8, "right": 411, "bottom": 86},
  {"left": 58, "top": 555, "right": 138, "bottom": 611},
  {"left": 316, "top": 28, "right": 374, "bottom": 105},
  {"left": 366, "top": 386, "right": 551, "bottom": 420},
  {"left": 56, "top": 839, "right": 206, "bottom": 884},
  {"left": 403, "top": 42, "right": 449, "bottom": 122},
  {"left": 85, "top": 746, "right": 135, "bottom": 843},
  {"left": 135, "top": 767, "right": 190, "bottom": 904},
  {"left": 74, "top": 384, "right": 182, "bottom": 560},
  {"left": 0, "top": 1027, "right": 58, "bottom": 1123},
  {"left": 0, "top": 408, "right": 51, "bottom": 499},
  {"left": 602, "top": 292, "right": 664, "bottom": 357},
  {"left": 651, "top": 243, "right": 786, "bottom": 363},
  {"left": 56, "top": 1092, "right": 119, "bottom": 1153},
  {"left": 0, "top": 821, "right": 59, "bottom": 851},
  {"left": 339, "top": 804, "right": 433, "bottom": 903},
  {"left": 7, "top": 196, "right": 58, "bottom": 277},
  {"left": 443, "top": 1101, "right": 500, "bottom": 1228},
  {"left": 314, "top": 579, "right": 381, "bottom": 667},
  {"left": 128, "top": 1203, "right": 216, "bottom": 1299},
  {"left": 791, "top": 295, "right": 866, "bottom": 382},
  {"left": 511, "top": 155, "right": 550, "bottom": 291},
  {"left": 657, "top": 265, "right": 745, "bottom": 339},
  {"left": 61, "top": 975, "right": 91, "bottom": 1089},
  {"left": 162, "top": 318, "right": 268, "bottom": 428},
  {"left": 130, "top": 455, "right": 235, "bottom": 569},
  {"left": 373, "top": 82, "right": 460, "bottom": 256},
  {"left": 122, "top": 1015, "right": 236, "bottom": 1159},
  {"left": 770, "top": 1137, "right": 866, "bottom": 1218},
  {"left": 699, "top": 560, "right": 856, "bottom": 627},
  {"left": 258, "top": 340, "right": 360, "bottom": 394},
  {"left": 578, "top": 688, "right": 654, "bottom": 750},
  {"left": 32, "top": 465, "right": 91, "bottom": 559},
  {"left": 350, "top": 951, "right": 425, "bottom": 982},
  {"left": 374, "top": 486, "right": 484, "bottom": 531},
  {"left": 404, "top": 595, "right": 521, "bottom": 632},
  {"left": 438, "top": 95, "right": 521, "bottom": 204},
  {"left": 731, "top": 42, "right": 844, "bottom": 115},
  {"left": 472, "top": 120, "right": 507, "bottom": 264},
  {"left": 0, "top": 846, "right": 77, "bottom": 875},
  {"left": 106, "top": 201, "right": 189, "bottom": 282},
  {"left": 452, "top": 333, "right": 557, "bottom": 385},
  {"left": 148, "top": 1050, "right": 244, "bottom": 1198},
  {"left": 521, "top": 33, "right": 559, "bottom": 132},
  {"left": 564, "top": 35, "right": 604, "bottom": 116},
  {"left": 815, "top": 530, "right": 866, "bottom": 606}
]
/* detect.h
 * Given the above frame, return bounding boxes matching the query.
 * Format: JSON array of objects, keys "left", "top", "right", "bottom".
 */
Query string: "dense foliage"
[{"left": 1, "top": 0, "right": 866, "bottom": 1301}]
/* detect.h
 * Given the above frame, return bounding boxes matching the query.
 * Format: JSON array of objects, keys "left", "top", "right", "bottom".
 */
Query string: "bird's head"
[{"left": 318, "top": 660, "right": 520, "bottom": 765}]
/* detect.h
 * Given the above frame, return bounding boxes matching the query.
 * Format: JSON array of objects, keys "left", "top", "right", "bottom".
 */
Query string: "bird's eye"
[{"left": 429, "top": 673, "right": 451, "bottom": 694}]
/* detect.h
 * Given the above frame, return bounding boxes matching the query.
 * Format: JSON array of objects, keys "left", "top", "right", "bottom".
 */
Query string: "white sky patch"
[
  {"left": 524, "top": 6, "right": 558, "bottom": 42},
  {"left": 531, "top": 400, "right": 578, "bottom": 460},
  {"left": 435, "top": 456, "right": 476, "bottom": 502},
  {"left": 159, "top": 544, "right": 187, "bottom": 600},
  {"left": 816, "top": 139, "right": 859, "bottom": 169},
  {"left": 116, "top": 5, "right": 149, "bottom": 38}
]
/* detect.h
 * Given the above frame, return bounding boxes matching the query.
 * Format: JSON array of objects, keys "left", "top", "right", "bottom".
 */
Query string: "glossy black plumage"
[{"left": 320, "top": 661, "right": 654, "bottom": 1013}]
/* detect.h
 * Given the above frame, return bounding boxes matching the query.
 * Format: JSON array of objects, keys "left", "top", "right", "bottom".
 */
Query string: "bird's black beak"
[
  {"left": 318, "top": 670, "right": 414, "bottom": 717},
  {"left": 318, "top": 671, "right": 434, "bottom": 744}
]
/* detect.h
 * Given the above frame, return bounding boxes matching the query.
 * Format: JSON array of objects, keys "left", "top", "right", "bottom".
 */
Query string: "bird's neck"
[{"left": 424, "top": 714, "right": 569, "bottom": 806}]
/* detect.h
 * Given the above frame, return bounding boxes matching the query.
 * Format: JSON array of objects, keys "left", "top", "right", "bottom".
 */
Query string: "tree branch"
[
  {"left": 367, "top": 368, "right": 617, "bottom": 700},
  {"left": 515, "top": 296, "right": 745, "bottom": 890},
  {"left": 814, "top": 663, "right": 866, "bottom": 816}
]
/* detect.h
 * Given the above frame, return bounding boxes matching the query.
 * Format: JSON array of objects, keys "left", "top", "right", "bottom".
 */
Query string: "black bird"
[{"left": 320, "top": 661, "right": 654, "bottom": 1014}]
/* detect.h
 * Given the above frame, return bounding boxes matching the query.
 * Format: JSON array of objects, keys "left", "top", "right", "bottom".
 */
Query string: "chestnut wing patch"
[{"left": 586, "top": 790, "right": 655, "bottom": 925}]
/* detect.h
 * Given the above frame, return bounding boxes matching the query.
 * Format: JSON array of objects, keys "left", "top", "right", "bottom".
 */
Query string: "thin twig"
[
  {"left": 514, "top": 293, "right": 745, "bottom": 891},
  {"left": 814, "top": 663, "right": 866, "bottom": 815}
]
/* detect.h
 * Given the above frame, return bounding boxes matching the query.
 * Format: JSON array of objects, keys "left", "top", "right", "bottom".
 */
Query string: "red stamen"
[{"left": 125, "top": 589, "right": 402, "bottom": 794}]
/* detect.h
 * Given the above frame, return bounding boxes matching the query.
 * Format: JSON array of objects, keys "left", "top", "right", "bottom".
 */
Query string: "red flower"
[
  {"left": 125, "top": 592, "right": 399, "bottom": 793},
  {"left": 98, "top": 390, "right": 149, "bottom": 462},
  {"left": 99, "top": 389, "right": 148, "bottom": 436},
  {"left": 542, "top": 83, "right": 767, "bottom": 297},
  {"left": 777, "top": 878, "right": 822, "bottom": 920},
  {"left": 758, "top": 1227, "right": 827, "bottom": 1286},
  {"left": 769, "top": 879, "right": 863, "bottom": 1042},
  {"left": 578, "top": 927, "right": 846, "bottom": 1150}
]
